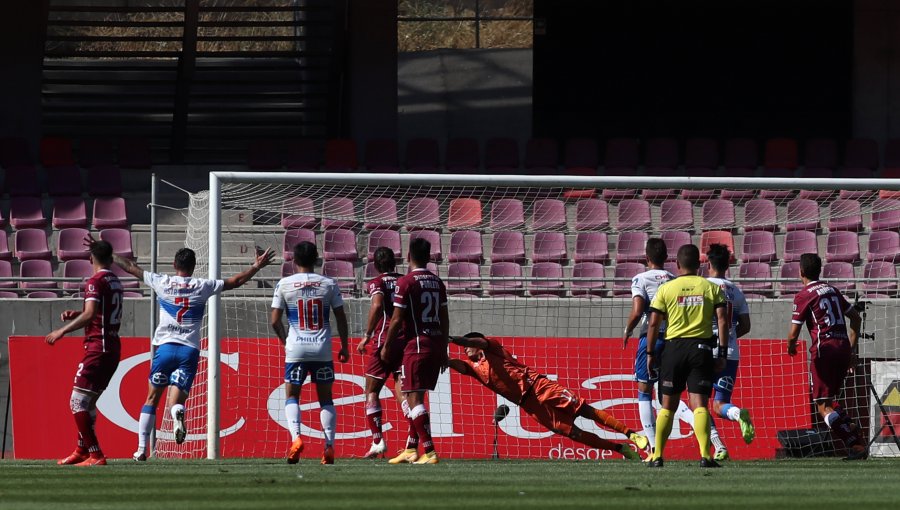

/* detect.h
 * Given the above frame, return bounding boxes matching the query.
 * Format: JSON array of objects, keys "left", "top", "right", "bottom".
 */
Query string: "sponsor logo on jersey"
[{"left": 677, "top": 295, "right": 703, "bottom": 306}]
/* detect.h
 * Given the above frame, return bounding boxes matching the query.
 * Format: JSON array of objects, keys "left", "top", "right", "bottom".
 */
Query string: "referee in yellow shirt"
[{"left": 645, "top": 244, "right": 730, "bottom": 468}]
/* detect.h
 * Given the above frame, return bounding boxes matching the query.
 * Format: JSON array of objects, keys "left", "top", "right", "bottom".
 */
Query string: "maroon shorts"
[
  {"left": 73, "top": 348, "right": 120, "bottom": 394},
  {"left": 364, "top": 342, "right": 402, "bottom": 381},
  {"left": 810, "top": 339, "right": 852, "bottom": 401},
  {"left": 519, "top": 376, "right": 586, "bottom": 437},
  {"left": 400, "top": 350, "right": 444, "bottom": 393}
]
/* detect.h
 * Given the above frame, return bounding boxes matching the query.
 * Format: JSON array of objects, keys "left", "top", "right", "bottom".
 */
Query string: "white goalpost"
[{"left": 162, "top": 172, "right": 900, "bottom": 461}]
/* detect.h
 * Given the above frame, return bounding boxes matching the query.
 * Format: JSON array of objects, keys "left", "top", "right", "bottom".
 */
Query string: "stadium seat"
[
  {"left": 739, "top": 262, "right": 773, "bottom": 296},
  {"left": 601, "top": 138, "right": 639, "bottom": 201},
  {"left": 616, "top": 199, "right": 651, "bottom": 231},
  {"left": 405, "top": 197, "right": 440, "bottom": 230},
  {"left": 823, "top": 261, "right": 856, "bottom": 295},
  {"left": 741, "top": 231, "right": 776, "bottom": 263},
  {"left": 491, "top": 231, "right": 526, "bottom": 264},
  {"left": 574, "top": 199, "right": 609, "bottom": 231},
  {"left": 563, "top": 138, "right": 599, "bottom": 174},
  {"left": 871, "top": 199, "right": 900, "bottom": 231},
  {"left": 659, "top": 199, "right": 694, "bottom": 231},
  {"left": 866, "top": 231, "right": 900, "bottom": 263},
  {"left": 46, "top": 166, "right": 83, "bottom": 197},
  {"left": 100, "top": 228, "right": 134, "bottom": 259},
  {"left": 488, "top": 262, "right": 523, "bottom": 296},
  {"left": 280, "top": 261, "right": 293, "bottom": 278},
  {"left": 0, "top": 234, "right": 11, "bottom": 261},
  {"left": 364, "top": 139, "right": 400, "bottom": 173},
  {"left": 324, "top": 139, "right": 358, "bottom": 172},
  {"left": 783, "top": 230, "right": 817, "bottom": 263},
  {"left": 5, "top": 165, "right": 41, "bottom": 197},
  {"left": 247, "top": 140, "right": 281, "bottom": 170},
  {"left": 524, "top": 138, "right": 558, "bottom": 174},
  {"left": 571, "top": 262, "right": 606, "bottom": 297},
  {"left": 529, "top": 262, "right": 565, "bottom": 297},
  {"left": 283, "top": 228, "right": 316, "bottom": 261},
  {"left": 63, "top": 259, "right": 92, "bottom": 291},
  {"left": 110, "top": 263, "right": 140, "bottom": 289},
  {"left": 448, "top": 230, "right": 483, "bottom": 263},
  {"left": 779, "top": 262, "right": 803, "bottom": 296},
  {"left": 57, "top": 228, "right": 91, "bottom": 261},
  {"left": 825, "top": 231, "right": 860, "bottom": 263},
  {"left": 123, "top": 291, "right": 144, "bottom": 298},
  {"left": 699, "top": 231, "right": 734, "bottom": 263},
  {"left": 367, "top": 229, "right": 401, "bottom": 261},
  {"left": 616, "top": 231, "right": 649, "bottom": 263},
  {"left": 409, "top": 229, "right": 442, "bottom": 262},
  {"left": 485, "top": 137, "right": 519, "bottom": 173},
  {"left": 641, "top": 137, "right": 679, "bottom": 201},
  {"left": 743, "top": 199, "right": 777, "bottom": 232},
  {"left": 763, "top": 138, "right": 799, "bottom": 170},
  {"left": 405, "top": 138, "right": 440, "bottom": 173},
  {"left": 0, "top": 210, "right": 11, "bottom": 233},
  {"left": 51, "top": 198, "right": 88, "bottom": 229},
  {"left": 40, "top": 136, "right": 75, "bottom": 168},
  {"left": 323, "top": 229, "right": 358, "bottom": 261},
  {"left": 0, "top": 260, "right": 15, "bottom": 289},
  {"left": 0, "top": 291, "right": 17, "bottom": 299},
  {"left": 490, "top": 199, "right": 525, "bottom": 229},
  {"left": 0, "top": 136, "right": 32, "bottom": 167},
  {"left": 681, "top": 138, "right": 718, "bottom": 202},
  {"left": 721, "top": 138, "right": 758, "bottom": 202},
  {"left": 322, "top": 260, "right": 356, "bottom": 296},
  {"left": 118, "top": 137, "right": 152, "bottom": 169},
  {"left": 92, "top": 197, "right": 128, "bottom": 230},
  {"left": 660, "top": 231, "right": 691, "bottom": 261},
  {"left": 364, "top": 262, "right": 379, "bottom": 279},
  {"left": 862, "top": 261, "right": 897, "bottom": 297},
  {"left": 87, "top": 166, "right": 123, "bottom": 196},
  {"left": 798, "top": 166, "right": 836, "bottom": 201},
  {"left": 574, "top": 232, "right": 609, "bottom": 264},
  {"left": 785, "top": 199, "right": 820, "bottom": 231},
  {"left": 447, "top": 262, "right": 481, "bottom": 295},
  {"left": 827, "top": 199, "right": 863, "bottom": 232},
  {"left": 14, "top": 229, "right": 51, "bottom": 261},
  {"left": 78, "top": 138, "right": 116, "bottom": 168},
  {"left": 613, "top": 262, "right": 646, "bottom": 296},
  {"left": 530, "top": 199, "right": 566, "bottom": 230},
  {"left": 27, "top": 291, "right": 59, "bottom": 298},
  {"left": 701, "top": 199, "right": 736, "bottom": 230},
  {"left": 10, "top": 197, "right": 47, "bottom": 230},
  {"left": 321, "top": 197, "right": 358, "bottom": 230},
  {"left": 285, "top": 139, "right": 323, "bottom": 171},
  {"left": 20, "top": 259, "right": 56, "bottom": 290},
  {"left": 446, "top": 138, "right": 480, "bottom": 173},
  {"left": 448, "top": 198, "right": 482, "bottom": 229},
  {"left": 532, "top": 232, "right": 567, "bottom": 264},
  {"left": 363, "top": 198, "right": 399, "bottom": 230},
  {"left": 281, "top": 197, "right": 318, "bottom": 230}
]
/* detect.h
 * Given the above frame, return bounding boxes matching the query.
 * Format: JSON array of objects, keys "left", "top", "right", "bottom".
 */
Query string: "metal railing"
[{"left": 398, "top": 0, "right": 532, "bottom": 49}]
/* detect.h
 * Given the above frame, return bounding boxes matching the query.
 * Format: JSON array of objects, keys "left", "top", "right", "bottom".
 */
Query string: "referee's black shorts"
[{"left": 658, "top": 337, "right": 716, "bottom": 396}]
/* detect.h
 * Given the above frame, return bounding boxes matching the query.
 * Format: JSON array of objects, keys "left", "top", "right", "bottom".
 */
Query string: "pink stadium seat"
[
  {"left": 57, "top": 228, "right": 91, "bottom": 261},
  {"left": 448, "top": 230, "right": 482, "bottom": 263},
  {"left": 247, "top": 140, "right": 281, "bottom": 170},
  {"left": 739, "top": 262, "right": 773, "bottom": 296},
  {"left": 5, "top": 165, "right": 41, "bottom": 197},
  {"left": 571, "top": 262, "right": 606, "bottom": 297},
  {"left": 660, "top": 231, "right": 691, "bottom": 261},
  {"left": 862, "top": 262, "right": 897, "bottom": 297},
  {"left": 63, "top": 259, "right": 93, "bottom": 291},
  {"left": 20, "top": 259, "right": 56, "bottom": 290},
  {"left": 405, "top": 138, "right": 440, "bottom": 173},
  {"left": 574, "top": 199, "right": 609, "bottom": 231},
  {"left": 531, "top": 199, "right": 566, "bottom": 230},
  {"left": 758, "top": 186, "right": 794, "bottom": 201},
  {"left": 563, "top": 138, "right": 599, "bottom": 174},
  {"left": 614, "top": 262, "right": 646, "bottom": 296},
  {"left": 365, "top": 139, "right": 400, "bottom": 172},
  {"left": 87, "top": 165, "right": 123, "bottom": 196},
  {"left": 866, "top": 231, "right": 900, "bottom": 263},
  {"left": 110, "top": 263, "right": 140, "bottom": 289},
  {"left": 823, "top": 261, "right": 856, "bottom": 295},
  {"left": 699, "top": 231, "right": 734, "bottom": 263},
  {"left": 616, "top": 199, "right": 651, "bottom": 231},
  {"left": 532, "top": 232, "right": 567, "bottom": 264},
  {"left": 785, "top": 199, "right": 820, "bottom": 231},
  {"left": 741, "top": 231, "right": 776, "bottom": 263},
  {"left": 321, "top": 197, "right": 357, "bottom": 230},
  {"left": 488, "top": 262, "right": 523, "bottom": 296},
  {"left": 323, "top": 229, "right": 358, "bottom": 261},
  {"left": 485, "top": 137, "right": 519, "bottom": 173},
  {"left": 491, "top": 231, "right": 526, "bottom": 264},
  {"left": 99, "top": 228, "right": 134, "bottom": 259},
  {"left": 367, "top": 229, "right": 401, "bottom": 261},
  {"left": 574, "top": 232, "right": 609, "bottom": 264},
  {"left": 616, "top": 231, "right": 649, "bottom": 263},
  {"left": 764, "top": 138, "right": 799, "bottom": 171},
  {"left": 363, "top": 198, "right": 399, "bottom": 230},
  {"left": 281, "top": 197, "right": 318, "bottom": 230},
  {"left": 40, "top": 136, "right": 75, "bottom": 168},
  {"left": 280, "top": 261, "right": 294, "bottom": 278},
  {"left": 701, "top": 199, "right": 735, "bottom": 230},
  {"left": 659, "top": 199, "right": 694, "bottom": 231},
  {"left": 448, "top": 198, "right": 482, "bottom": 229},
  {"left": 405, "top": 197, "right": 440, "bottom": 230},
  {"left": 27, "top": 291, "right": 59, "bottom": 298},
  {"left": 409, "top": 230, "right": 442, "bottom": 262},
  {"left": 52, "top": 198, "right": 88, "bottom": 229},
  {"left": 529, "top": 262, "right": 565, "bottom": 297},
  {"left": 92, "top": 197, "right": 128, "bottom": 230},
  {"left": 783, "top": 230, "right": 817, "bottom": 263},
  {"left": 79, "top": 138, "right": 116, "bottom": 168},
  {"left": 322, "top": 260, "right": 356, "bottom": 296},
  {"left": 285, "top": 139, "right": 323, "bottom": 171},
  {"left": 743, "top": 199, "right": 777, "bottom": 232},
  {"left": 871, "top": 199, "right": 900, "bottom": 231},
  {"left": 602, "top": 138, "right": 639, "bottom": 201},
  {"left": 14, "top": 229, "right": 51, "bottom": 260},
  {"left": 681, "top": 138, "right": 718, "bottom": 202},
  {"left": 524, "top": 138, "right": 558, "bottom": 174},
  {"left": 282, "top": 228, "right": 316, "bottom": 261},
  {"left": 827, "top": 199, "right": 863, "bottom": 232},
  {"left": 0, "top": 136, "right": 32, "bottom": 167},
  {"left": 779, "top": 262, "right": 803, "bottom": 296},
  {"left": 642, "top": 138, "right": 679, "bottom": 201},
  {"left": 0, "top": 291, "right": 18, "bottom": 299},
  {"left": 0, "top": 260, "right": 15, "bottom": 289},
  {"left": 447, "top": 262, "right": 481, "bottom": 295},
  {"left": 825, "top": 231, "right": 860, "bottom": 263},
  {"left": 490, "top": 199, "right": 525, "bottom": 229},
  {"left": 798, "top": 166, "right": 836, "bottom": 201},
  {"left": 47, "top": 166, "right": 83, "bottom": 197},
  {"left": 10, "top": 197, "right": 47, "bottom": 230},
  {"left": 0, "top": 234, "right": 11, "bottom": 260},
  {"left": 324, "top": 139, "right": 358, "bottom": 172},
  {"left": 446, "top": 138, "right": 479, "bottom": 173}
]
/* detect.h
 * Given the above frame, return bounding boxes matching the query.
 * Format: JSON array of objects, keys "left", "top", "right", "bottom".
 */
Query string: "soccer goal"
[{"left": 166, "top": 172, "right": 900, "bottom": 461}]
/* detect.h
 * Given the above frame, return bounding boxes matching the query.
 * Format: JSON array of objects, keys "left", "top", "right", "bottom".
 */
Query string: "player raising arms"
[
  {"left": 705, "top": 244, "right": 754, "bottom": 460},
  {"left": 103, "top": 239, "right": 274, "bottom": 462},
  {"left": 786, "top": 253, "right": 867, "bottom": 460},
  {"left": 46, "top": 240, "right": 123, "bottom": 466},
  {"left": 449, "top": 333, "right": 648, "bottom": 460},
  {"left": 381, "top": 237, "right": 447, "bottom": 465},
  {"left": 356, "top": 247, "right": 405, "bottom": 459},
  {"left": 271, "top": 241, "right": 350, "bottom": 465}
]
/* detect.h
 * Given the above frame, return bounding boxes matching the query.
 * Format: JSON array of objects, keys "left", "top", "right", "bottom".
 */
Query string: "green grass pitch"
[{"left": 1, "top": 458, "right": 898, "bottom": 509}]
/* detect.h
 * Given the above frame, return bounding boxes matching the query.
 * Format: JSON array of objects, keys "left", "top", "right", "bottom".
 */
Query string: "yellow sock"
[
  {"left": 693, "top": 407, "right": 711, "bottom": 460},
  {"left": 653, "top": 409, "right": 674, "bottom": 460}
]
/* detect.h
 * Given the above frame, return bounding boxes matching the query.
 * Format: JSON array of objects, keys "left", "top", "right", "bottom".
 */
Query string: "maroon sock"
[
  {"left": 74, "top": 411, "right": 101, "bottom": 455},
  {"left": 405, "top": 416, "right": 419, "bottom": 450},
  {"left": 411, "top": 409, "right": 434, "bottom": 454},
  {"left": 366, "top": 406, "right": 383, "bottom": 445}
]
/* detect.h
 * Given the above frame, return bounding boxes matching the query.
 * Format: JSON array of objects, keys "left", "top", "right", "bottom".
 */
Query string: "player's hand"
[
  {"left": 848, "top": 352, "right": 858, "bottom": 373},
  {"left": 82, "top": 233, "right": 98, "bottom": 250},
  {"left": 45, "top": 329, "right": 64, "bottom": 345},
  {"left": 380, "top": 346, "right": 391, "bottom": 363},
  {"left": 787, "top": 341, "right": 798, "bottom": 357},
  {"left": 60, "top": 310, "right": 79, "bottom": 321},
  {"left": 338, "top": 347, "right": 350, "bottom": 363},
  {"left": 356, "top": 337, "right": 368, "bottom": 354},
  {"left": 622, "top": 335, "right": 629, "bottom": 349},
  {"left": 253, "top": 247, "right": 275, "bottom": 270},
  {"left": 714, "top": 357, "right": 726, "bottom": 373}
]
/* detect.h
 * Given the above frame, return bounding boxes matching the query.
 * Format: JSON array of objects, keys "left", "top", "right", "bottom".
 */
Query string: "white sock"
[
  {"left": 726, "top": 406, "right": 742, "bottom": 421},
  {"left": 676, "top": 400, "right": 694, "bottom": 426},
  {"left": 638, "top": 399, "right": 657, "bottom": 448},
  {"left": 138, "top": 406, "right": 156, "bottom": 451},
  {"left": 320, "top": 405, "right": 336, "bottom": 447},
  {"left": 170, "top": 403, "right": 185, "bottom": 420},
  {"left": 285, "top": 399, "right": 300, "bottom": 441},
  {"left": 710, "top": 425, "right": 727, "bottom": 451}
]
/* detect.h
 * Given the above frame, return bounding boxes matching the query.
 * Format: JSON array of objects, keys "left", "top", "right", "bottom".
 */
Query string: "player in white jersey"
[
  {"left": 622, "top": 238, "right": 674, "bottom": 455},
  {"left": 103, "top": 240, "right": 274, "bottom": 462},
  {"left": 705, "top": 243, "right": 755, "bottom": 460},
  {"left": 271, "top": 241, "right": 349, "bottom": 465}
]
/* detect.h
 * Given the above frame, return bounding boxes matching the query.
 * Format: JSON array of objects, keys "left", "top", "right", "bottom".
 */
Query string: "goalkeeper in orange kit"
[{"left": 448, "top": 333, "right": 648, "bottom": 460}]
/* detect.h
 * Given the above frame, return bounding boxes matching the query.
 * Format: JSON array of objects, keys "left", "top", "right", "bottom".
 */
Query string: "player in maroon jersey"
[
  {"left": 45, "top": 240, "right": 124, "bottom": 466},
  {"left": 356, "top": 246, "right": 406, "bottom": 459},
  {"left": 786, "top": 253, "right": 867, "bottom": 460},
  {"left": 381, "top": 237, "right": 448, "bottom": 464}
]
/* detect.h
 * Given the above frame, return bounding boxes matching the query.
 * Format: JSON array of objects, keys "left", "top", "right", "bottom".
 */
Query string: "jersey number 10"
[{"left": 298, "top": 298, "right": 325, "bottom": 331}]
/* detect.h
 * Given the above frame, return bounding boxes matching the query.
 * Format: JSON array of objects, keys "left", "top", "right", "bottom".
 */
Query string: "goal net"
[{"left": 158, "top": 173, "right": 900, "bottom": 460}]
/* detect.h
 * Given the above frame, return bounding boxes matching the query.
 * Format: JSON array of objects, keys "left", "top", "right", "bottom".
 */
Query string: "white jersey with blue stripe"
[
  {"left": 631, "top": 269, "right": 675, "bottom": 336},
  {"left": 707, "top": 277, "right": 750, "bottom": 360},
  {"left": 271, "top": 272, "right": 344, "bottom": 362},
  {"left": 144, "top": 271, "right": 225, "bottom": 350}
]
